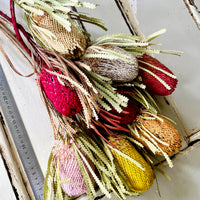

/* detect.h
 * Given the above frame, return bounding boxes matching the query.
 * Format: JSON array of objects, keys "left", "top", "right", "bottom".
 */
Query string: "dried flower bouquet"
[{"left": 0, "top": 1, "right": 183, "bottom": 199}]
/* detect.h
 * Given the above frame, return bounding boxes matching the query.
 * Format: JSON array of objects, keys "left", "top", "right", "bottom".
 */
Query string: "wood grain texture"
[
  {"left": 0, "top": 121, "right": 30, "bottom": 199},
  {"left": 0, "top": 155, "right": 17, "bottom": 200},
  {"left": 183, "top": 0, "right": 200, "bottom": 30}
]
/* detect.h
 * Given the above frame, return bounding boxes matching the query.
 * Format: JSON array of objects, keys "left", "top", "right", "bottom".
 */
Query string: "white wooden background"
[{"left": 0, "top": 0, "right": 200, "bottom": 200}]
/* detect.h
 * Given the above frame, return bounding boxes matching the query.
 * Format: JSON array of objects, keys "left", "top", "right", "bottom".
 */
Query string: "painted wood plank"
[
  {"left": 0, "top": 156, "right": 17, "bottom": 200},
  {"left": 0, "top": 122, "right": 30, "bottom": 199},
  {"left": 0, "top": 1, "right": 54, "bottom": 177}
]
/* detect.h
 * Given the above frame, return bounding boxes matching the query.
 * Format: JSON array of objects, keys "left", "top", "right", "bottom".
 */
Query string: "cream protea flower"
[{"left": 18, "top": 0, "right": 107, "bottom": 59}]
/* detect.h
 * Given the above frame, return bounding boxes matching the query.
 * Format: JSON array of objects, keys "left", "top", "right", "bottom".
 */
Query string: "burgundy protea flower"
[
  {"left": 39, "top": 68, "right": 82, "bottom": 116},
  {"left": 91, "top": 98, "right": 138, "bottom": 144},
  {"left": 104, "top": 99, "right": 138, "bottom": 126},
  {"left": 138, "top": 54, "right": 178, "bottom": 96}
]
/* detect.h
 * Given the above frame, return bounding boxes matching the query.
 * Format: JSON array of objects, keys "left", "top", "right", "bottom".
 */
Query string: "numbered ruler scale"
[{"left": 0, "top": 64, "right": 44, "bottom": 200}]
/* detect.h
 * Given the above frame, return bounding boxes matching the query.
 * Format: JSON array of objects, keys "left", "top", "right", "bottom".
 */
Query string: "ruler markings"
[{"left": 0, "top": 64, "right": 44, "bottom": 200}]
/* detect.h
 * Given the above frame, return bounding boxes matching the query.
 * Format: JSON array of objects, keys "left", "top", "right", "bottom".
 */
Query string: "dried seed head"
[
  {"left": 134, "top": 109, "right": 182, "bottom": 156},
  {"left": 82, "top": 44, "right": 139, "bottom": 82},
  {"left": 109, "top": 137, "right": 154, "bottom": 193},
  {"left": 138, "top": 54, "right": 178, "bottom": 96},
  {"left": 53, "top": 140, "right": 94, "bottom": 196},
  {"left": 40, "top": 69, "right": 82, "bottom": 116},
  {"left": 32, "top": 12, "right": 86, "bottom": 59},
  {"left": 109, "top": 99, "right": 138, "bottom": 125}
]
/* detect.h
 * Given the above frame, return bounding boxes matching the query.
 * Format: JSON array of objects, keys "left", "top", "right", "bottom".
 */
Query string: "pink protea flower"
[
  {"left": 52, "top": 140, "right": 94, "bottom": 197},
  {"left": 39, "top": 68, "right": 82, "bottom": 116}
]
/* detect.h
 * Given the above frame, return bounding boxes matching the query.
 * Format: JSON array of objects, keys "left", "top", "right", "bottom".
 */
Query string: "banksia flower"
[
  {"left": 82, "top": 44, "right": 139, "bottom": 82},
  {"left": 52, "top": 140, "right": 94, "bottom": 197},
  {"left": 133, "top": 109, "right": 182, "bottom": 157},
  {"left": 108, "top": 99, "right": 138, "bottom": 126},
  {"left": 17, "top": 0, "right": 107, "bottom": 59},
  {"left": 91, "top": 99, "right": 138, "bottom": 141},
  {"left": 39, "top": 69, "right": 82, "bottom": 117},
  {"left": 32, "top": 12, "right": 87, "bottom": 59},
  {"left": 109, "top": 137, "right": 154, "bottom": 193},
  {"left": 138, "top": 54, "right": 178, "bottom": 95}
]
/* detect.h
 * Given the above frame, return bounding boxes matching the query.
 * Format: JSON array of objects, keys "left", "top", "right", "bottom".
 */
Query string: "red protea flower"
[
  {"left": 138, "top": 54, "right": 178, "bottom": 96},
  {"left": 39, "top": 68, "right": 82, "bottom": 116},
  {"left": 91, "top": 99, "right": 138, "bottom": 144},
  {"left": 106, "top": 99, "right": 138, "bottom": 126}
]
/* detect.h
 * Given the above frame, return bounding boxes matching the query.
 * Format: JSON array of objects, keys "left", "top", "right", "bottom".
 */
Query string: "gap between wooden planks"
[
  {"left": 183, "top": 0, "right": 200, "bottom": 30},
  {"left": 0, "top": 112, "right": 35, "bottom": 200}
]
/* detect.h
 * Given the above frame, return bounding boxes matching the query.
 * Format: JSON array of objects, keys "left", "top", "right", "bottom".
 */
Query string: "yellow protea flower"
[{"left": 109, "top": 137, "right": 154, "bottom": 193}]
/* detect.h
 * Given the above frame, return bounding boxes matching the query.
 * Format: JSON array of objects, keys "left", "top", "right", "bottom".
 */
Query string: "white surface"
[
  {"left": 0, "top": 1, "right": 54, "bottom": 175},
  {"left": 80, "top": 0, "right": 132, "bottom": 38},
  {"left": 137, "top": 0, "right": 200, "bottom": 131},
  {"left": 0, "top": 157, "right": 17, "bottom": 200}
]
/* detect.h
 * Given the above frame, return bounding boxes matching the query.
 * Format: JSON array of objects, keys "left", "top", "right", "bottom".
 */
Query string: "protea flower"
[
  {"left": 81, "top": 44, "right": 139, "bottom": 82},
  {"left": 52, "top": 140, "right": 94, "bottom": 197},
  {"left": 39, "top": 68, "right": 82, "bottom": 116},
  {"left": 138, "top": 54, "right": 178, "bottom": 95},
  {"left": 109, "top": 137, "right": 154, "bottom": 193},
  {"left": 133, "top": 109, "right": 182, "bottom": 157}
]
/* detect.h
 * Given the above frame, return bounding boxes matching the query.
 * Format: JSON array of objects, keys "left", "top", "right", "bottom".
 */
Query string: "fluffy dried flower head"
[
  {"left": 135, "top": 109, "right": 182, "bottom": 156},
  {"left": 138, "top": 54, "right": 178, "bottom": 96},
  {"left": 109, "top": 137, "right": 154, "bottom": 193},
  {"left": 81, "top": 44, "right": 139, "bottom": 82},
  {"left": 40, "top": 69, "right": 82, "bottom": 117},
  {"left": 52, "top": 140, "right": 94, "bottom": 197},
  {"left": 32, "top": 12, "right": 86, "bottom": 59}
]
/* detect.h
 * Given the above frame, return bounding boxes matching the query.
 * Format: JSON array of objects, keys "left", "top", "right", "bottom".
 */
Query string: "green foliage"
[
  {"left": 17, "top": 0, "right": 107, "bottom": 38},
  {"left": 43, "top": 152, "right": 71, "bottom": 200},
  {"left": 73, "top": 144, "right": 96, "bottom": 200},
  {"left": 78, "top": 63, "right": 129, "bottom": 113},
  {"left": 43, "top": 153, "right": 55, "bottom": 200},
  {"left": 131, "top": 85, "right": 159, "bottom": 114},
  {"left": 74, "top": 133, "right": 138, "bottom": 199},
  {"left": 90, "top": 30, "right": 183, "bottom": 57},
  {"left": 82, "top": 45, "right": 134, "bottom": 63}
]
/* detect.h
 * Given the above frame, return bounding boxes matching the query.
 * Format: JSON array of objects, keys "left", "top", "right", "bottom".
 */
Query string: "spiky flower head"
[
  {"left": 18, "top": 0, "right": 107, "bottom": 58},
  {"left": 109, "top": 137, "right": 154, "bottom": 193},
  {"left": 40, "top": 68, "right": 82, "bottom": 116},
  {"left": 81, "top": 44, "right": 139, "bottom": 82},
  {"left": 134, "top": 109, "right": 182, "bottom": 157},
  {"left": 52, "top": 140, "right": 94, "bottom": 197},
  {"left": 32, "top": 12, "right": 87, "bottom": 58},
  {"left": 137, "top": 54, "right": 178, "bottom": 96}
]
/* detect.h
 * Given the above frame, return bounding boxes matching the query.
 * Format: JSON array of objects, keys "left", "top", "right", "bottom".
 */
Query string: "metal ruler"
[{"left": 0, "top": 64, "right": 44, "bottom": 200}]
